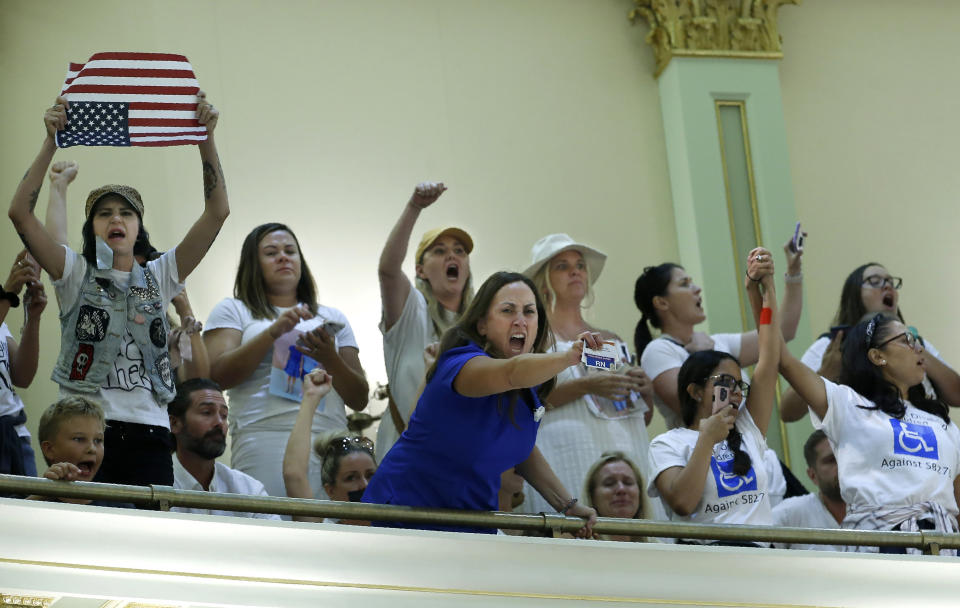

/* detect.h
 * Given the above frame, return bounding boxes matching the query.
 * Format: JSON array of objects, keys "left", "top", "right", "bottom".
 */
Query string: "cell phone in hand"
[
  {"left": 321, "top": 320, "right": 345, "bottom": 335},
  {"left": 712, "top": 384, "right": 732, "bottom": 415},
  {"left": 789, "top": 221, "right": 804, "bottom": 253}
]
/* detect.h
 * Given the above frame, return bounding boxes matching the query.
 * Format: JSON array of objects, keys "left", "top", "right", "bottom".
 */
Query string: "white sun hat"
[{"left": 522, "top": 233, "right": 607, "bottom": 285}]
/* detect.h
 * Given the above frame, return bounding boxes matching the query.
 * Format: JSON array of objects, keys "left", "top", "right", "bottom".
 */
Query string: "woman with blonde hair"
[
  {"left": 376, "top": 182, "right": 474, "bottom": 460},
  {"left": 582, "top": 451, "right": 651, "bottom": 542},
  {"left": 284, "top": 369, "right": 377, "bottom": 524},
  {"left": 519, "top": 233, "right": 656, "bottom": 516}
]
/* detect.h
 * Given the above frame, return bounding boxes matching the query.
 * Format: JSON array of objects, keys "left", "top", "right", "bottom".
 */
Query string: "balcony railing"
[{"left": 1, "top": 473, "right": 956, "bottom": 554}]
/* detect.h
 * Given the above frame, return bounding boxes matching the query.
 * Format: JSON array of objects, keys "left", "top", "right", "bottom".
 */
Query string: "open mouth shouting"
[
  {"left": 107, "top": 227, "right": 126, "bottom": 242},
  {"left": 76, "top": 459, "right": 97, "bottom": 479},
  {"left": 882, "top": 292, "right": 896, "bottom": 309},
  {"left": 509, "top": 332, "right": 527, "bottom": 353},
  {"left": 445, "top": 263, "right": 460, "bottom": 281}
]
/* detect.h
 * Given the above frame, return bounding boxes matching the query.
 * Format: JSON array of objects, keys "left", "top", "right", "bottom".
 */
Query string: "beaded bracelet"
[{"left": 559, "top": 497, "right": 578, "bottom": 515}]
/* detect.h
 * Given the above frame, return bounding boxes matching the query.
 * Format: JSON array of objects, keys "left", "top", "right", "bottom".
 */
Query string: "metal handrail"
[{"left": 1, "top": 473, "right": 956, "bottom": 554}]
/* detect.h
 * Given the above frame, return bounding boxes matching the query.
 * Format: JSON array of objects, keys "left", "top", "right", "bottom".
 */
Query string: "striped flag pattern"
[{"left": 55, "top": 52, "right": 207, "bottom": 148}]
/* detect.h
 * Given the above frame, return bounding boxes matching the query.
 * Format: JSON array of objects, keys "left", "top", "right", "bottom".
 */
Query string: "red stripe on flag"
[
  {"left": 64, "top": 85, "right": 199, "bottom": 95},
  {"left": 67, "top": 68, "right": 198, "bottom": 79},
  {"left": 131, "top": 131, "right": 206, "bottom": 138},
  {"left": 129, "top": 119, "right": 201, "bottom": 127},
  {"left": 69, "top": 63, "right": 85, "bottom": 71},
  {"left": 88, "top": 52, "right": 189, "bottom": 62},
  {"left": 129, "top": 102, "right": 197, "bottom": 111},
  {"left": 131, "top": 139, "right": 203, "bottom": 147}
]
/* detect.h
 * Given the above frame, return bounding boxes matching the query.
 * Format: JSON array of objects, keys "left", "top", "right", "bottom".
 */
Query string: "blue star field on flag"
[{"left": 56, "top": 101, "right": 130, "bottom": 148}]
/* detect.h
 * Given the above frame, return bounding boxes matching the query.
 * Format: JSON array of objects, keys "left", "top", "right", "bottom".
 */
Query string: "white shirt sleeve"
[
  {"left": 800, "top": 337, "right": 829, "bottom": 372},
  {"left": 52, "top": 245, "right": 85, "bottom": 311},
  {"left": 145, "top": 248, "right": 182, "bottom": 303},
  {"left": 324, "top": 307, "right": 359, "bottom": 351},
  {"left": 818, "top": 378, "right": 861, "bottom": 437},
  {"left": 640, "top": 338, "right": 684, "bottom": 382},
  {"left": 710, "top": 333, "right": 743, "bottom": 360},
  {"left": 205, "top": 298, "right": 248, "bottom": 332},
  {"left": 647, "top": 431, "right": 692, "bottom": 498}
]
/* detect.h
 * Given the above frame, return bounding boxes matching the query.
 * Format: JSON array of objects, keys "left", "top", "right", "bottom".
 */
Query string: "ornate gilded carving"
[
  {"left": 629, "top": 0, "right": 798, "bottom": 75},
  {"left": 0, "top": 594, "right": 56, "bottom": 607}
]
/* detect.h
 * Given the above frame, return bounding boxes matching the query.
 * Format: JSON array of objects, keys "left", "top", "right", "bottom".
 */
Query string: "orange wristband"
[{"left": 759, "top": 307, "right": 773, "bottom": 325}]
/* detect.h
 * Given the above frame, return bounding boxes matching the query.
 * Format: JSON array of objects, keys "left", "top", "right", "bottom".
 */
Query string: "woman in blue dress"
[{"left": 363, "top": 271, "right": 598, "bottom": 535}]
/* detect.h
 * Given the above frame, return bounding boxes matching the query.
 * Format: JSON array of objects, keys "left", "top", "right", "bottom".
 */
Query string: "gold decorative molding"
[
  {"left": 0, "top": 594, "right": 56, "bottom": 607},
  {"left": 629, "top": 0, "right": 799, "bottom": 76}
]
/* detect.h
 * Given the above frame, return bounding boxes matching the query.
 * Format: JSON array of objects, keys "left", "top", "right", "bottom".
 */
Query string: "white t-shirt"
[
  {"left": 0, "top": 323, "right": 29, "bottom": 437},
  {"left": 816, "top": 378, "right": 960, "bottom": 517},
  {"left": 772, "top": 492, "right": 844, "bottom": 551},
  {"left": 802, "top": 335, "right": 944, "bottom": 400},
  {"left": 763, "top": 448, "right": 787, "bottom": 508},
  {"left": 171, "top": 453, "right": 281, "bottom": 520},
  {"left": 204, "top": 298, "right": 358, "bottom": 434},
  {"left": 648, "top": 408, "right": 773, "bottom": 538},
  {"left": 54, "top": 247, "right": 181, "bottom": 428},
  {"left": 375, "top": 287, "right": 438, "bottom": 460},
  {"left": 640, "top": 333, "right": 743, "bottom": 430}
]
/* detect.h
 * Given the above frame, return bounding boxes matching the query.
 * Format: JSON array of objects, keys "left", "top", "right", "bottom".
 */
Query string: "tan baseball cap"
[
  {"left": 415, "top": 227, "right": 474, "bottom": 264},
  {"left": 85, "top": 184, "right": 145, "bottom": 219}
]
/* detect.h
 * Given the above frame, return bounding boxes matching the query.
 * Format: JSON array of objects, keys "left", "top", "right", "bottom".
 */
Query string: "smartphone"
[
  {"left": 712, "top": 384, "right": 731, "bottom": 415},
  {"left": 321, "top": 320, "right": 345, "bottom": 335},
  {"left": 789, "top": 221, "right": 804, "bottom": 253}
]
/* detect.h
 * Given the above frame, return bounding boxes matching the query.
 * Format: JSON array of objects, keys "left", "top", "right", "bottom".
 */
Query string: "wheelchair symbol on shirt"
[
  {"left": 711, "top": 457, "right": 758, "bottom": 497},
  {"left": 889, "top": 419, "right": 939, "bottom": 460},
  {"left": 898, "top": 425, "right": 935, "bottom": 453},
  {"left": 718, "top": 470, "right": 755, "bottom": 492}
]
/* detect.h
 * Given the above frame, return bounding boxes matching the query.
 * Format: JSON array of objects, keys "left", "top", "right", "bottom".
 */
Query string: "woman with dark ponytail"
[
  {"left": 780, "top": 312, "right": 960, "bottom": 554},
  {"left": 634, "top": 237, "right": 803, "bottom": 430},
  {"left": 647, "top": 249, "right": 780, "bottom": 545}
]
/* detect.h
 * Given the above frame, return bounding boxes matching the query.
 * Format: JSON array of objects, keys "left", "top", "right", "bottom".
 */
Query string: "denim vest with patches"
[{"left": 51, "top": 260, "right": 175, "bottom": 406}]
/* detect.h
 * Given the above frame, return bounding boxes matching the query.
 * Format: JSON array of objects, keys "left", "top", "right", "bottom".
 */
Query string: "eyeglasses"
[
  {"left": 327, "top": 435, "right": 375, "bottom": 456},
  {"left": 708, "top": 374, "right": 750, "bottom": 395},
  {"left": 875, "top": 331, "right": 920, "bottom": 351},
  {"left": 862, "top": 275, "right": 902, "bottom": 290}
]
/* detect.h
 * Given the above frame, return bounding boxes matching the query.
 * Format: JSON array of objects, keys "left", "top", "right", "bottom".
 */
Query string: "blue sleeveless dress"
[{"left": 363, "top": 342, "right": 542, "bottom": 533}]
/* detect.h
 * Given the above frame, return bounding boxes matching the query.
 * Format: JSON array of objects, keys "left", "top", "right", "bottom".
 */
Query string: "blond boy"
[{"left": 31, "top": 396, "right": 106, "bottom": 504}]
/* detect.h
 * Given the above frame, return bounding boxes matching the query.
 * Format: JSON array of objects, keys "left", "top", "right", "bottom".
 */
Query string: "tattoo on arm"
[
  {"left": 27, "top": 186, "right": 40, "bottom": 212},
  {"left": 17, "top": 233, "right": 33, "bottom": 254},
  {"left": 21, "top": 169, "right": 29, "bottom": 182},
  {"left": 202, "top": 161, "right": 217, "bottom": 200}
]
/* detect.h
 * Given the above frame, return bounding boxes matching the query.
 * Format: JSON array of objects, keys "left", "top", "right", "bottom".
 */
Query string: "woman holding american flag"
[{"left": 8, "top": 89, "right": 229, "bottom": 491}]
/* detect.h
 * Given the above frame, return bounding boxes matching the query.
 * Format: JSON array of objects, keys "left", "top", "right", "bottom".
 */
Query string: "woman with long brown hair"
[
  {"left": 363, "top": 271, "right": 597, "bottom": 535},
  {"left": 204, "top": 223, "right": 368, "bottom": 498}
]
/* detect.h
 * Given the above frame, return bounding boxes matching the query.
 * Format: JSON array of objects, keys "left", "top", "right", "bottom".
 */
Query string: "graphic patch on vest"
[
  {"left": 890, "top": 419, "right": 939, "bottom": 460},
  {"left": 70, "top": 343, "right": 95, "bottom": 380},
  {"left": 149, "top": 318, "right": 166, "bottom": 348},
  {"left": 76, "top": 306, "right": 109, "bottom": 342},
  {"left": 710, "top": 456, "right": 758, "bottom": 498},
  {"left": 154, "top": 352, "right": 174, "bottom": 392}
]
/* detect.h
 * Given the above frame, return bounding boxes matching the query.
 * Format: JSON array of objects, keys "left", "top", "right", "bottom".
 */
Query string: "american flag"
[{"left": 55, "top": 52, "right": 207, "bottom": 148}]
